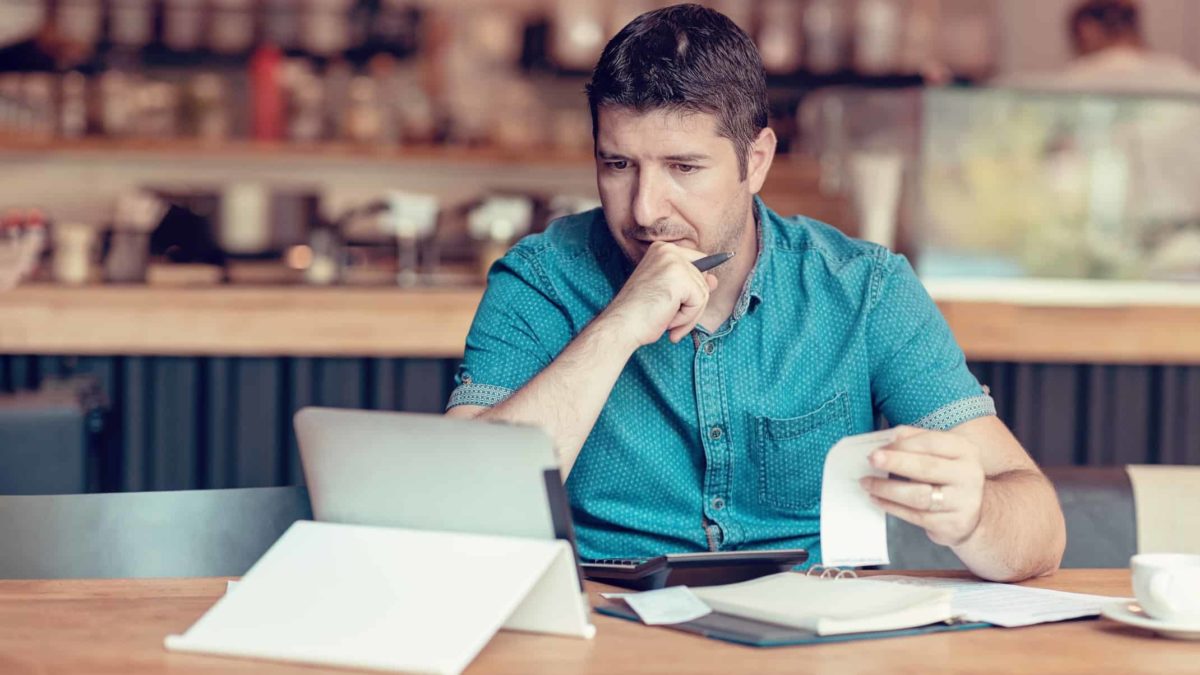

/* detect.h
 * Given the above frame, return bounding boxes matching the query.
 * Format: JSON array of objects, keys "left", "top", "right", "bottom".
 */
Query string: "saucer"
[{"left": 1101, "top": 601, "right": 1200, "bottom": 640}]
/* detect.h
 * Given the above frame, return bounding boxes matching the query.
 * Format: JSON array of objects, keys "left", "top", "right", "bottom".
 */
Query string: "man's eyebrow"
[
  {"left": 595, "top": 151, "right": 712, "bottom": 162},
  {"left": 662, "top": 153, "right": 711, "bottom": 163}
]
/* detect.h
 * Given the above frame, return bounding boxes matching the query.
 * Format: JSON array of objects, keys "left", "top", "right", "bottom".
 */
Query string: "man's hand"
[
  {"left": 859, "top": 426, "right": 986, "bottom": 547},
  {"left": 599, "top": 241, "right": 719, "bottom": 347}
]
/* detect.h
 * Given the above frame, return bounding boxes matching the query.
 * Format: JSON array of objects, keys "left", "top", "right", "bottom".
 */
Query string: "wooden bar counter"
[
  {"left": 2, "top": 280, "right": 1200, "bottom": 364},
  {"left": 0, "top": 570, "right": 1192, "bottom": 674}
]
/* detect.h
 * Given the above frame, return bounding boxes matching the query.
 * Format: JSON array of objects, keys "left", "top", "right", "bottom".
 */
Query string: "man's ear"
[{"left": 746, "top": 127, "right": 777, "bottom": 195}]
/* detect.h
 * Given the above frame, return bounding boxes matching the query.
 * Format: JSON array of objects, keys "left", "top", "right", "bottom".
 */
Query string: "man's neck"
[{"left": 697, "top": 205, "right": 760, "bottom": 332}]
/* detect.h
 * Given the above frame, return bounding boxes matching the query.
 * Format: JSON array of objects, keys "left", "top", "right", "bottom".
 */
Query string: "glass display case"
[{"left": 915, "top": 88, "right": 1200, "bottom": 282}]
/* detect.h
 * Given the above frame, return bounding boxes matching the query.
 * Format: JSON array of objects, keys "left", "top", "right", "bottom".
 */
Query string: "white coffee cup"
[{"left": 1131, "top": 553, "right": 1200, "bottom": 623}]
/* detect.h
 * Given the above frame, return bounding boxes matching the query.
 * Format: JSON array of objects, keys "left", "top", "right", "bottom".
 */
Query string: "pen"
[{"left": 693, "top": 251, "right": 734, "bottom": 273}]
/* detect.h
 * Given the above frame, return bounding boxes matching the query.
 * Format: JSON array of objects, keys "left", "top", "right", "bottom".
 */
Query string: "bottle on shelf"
[
  {"left": 249, "top": 43, "right": 284, "bottom": 141},
  {"left": 60, "top": 72, "right": 90, "bottom": 138}
]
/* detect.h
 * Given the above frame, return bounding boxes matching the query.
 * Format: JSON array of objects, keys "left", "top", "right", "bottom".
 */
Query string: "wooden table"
[{"left": 0, "top": 570, "right": 1194, "bottom": 674}]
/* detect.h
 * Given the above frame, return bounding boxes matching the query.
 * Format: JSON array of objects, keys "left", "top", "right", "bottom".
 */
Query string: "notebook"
[
  {"left": 690, "top": 572, "right": 956, "bottom": 636},
  {"left": 596, "top": 600, "right": 989, "bottom": 648}
]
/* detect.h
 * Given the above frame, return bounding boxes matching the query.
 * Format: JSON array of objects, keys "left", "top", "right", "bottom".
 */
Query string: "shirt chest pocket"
[{"left": 751, "top": 391, "right": 851, "bottom": 512}]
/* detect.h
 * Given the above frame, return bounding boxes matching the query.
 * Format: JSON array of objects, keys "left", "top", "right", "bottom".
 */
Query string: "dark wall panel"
[
  {"left": 1, "top": 355, "right": 1198, "bottom": 493},
  {"left": 233, "top": 359, "right": 285, "bottom": 489},
  {"left": 150, "top": 358, "right": 199, "bottom": 491},
  {"left": 120, "top": 357, "right": 149, "bottom": 491}
]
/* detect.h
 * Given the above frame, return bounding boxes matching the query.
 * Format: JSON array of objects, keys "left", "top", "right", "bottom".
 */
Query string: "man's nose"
[{"left": 632, "top": 167, "right": 671, "bottom": 228}]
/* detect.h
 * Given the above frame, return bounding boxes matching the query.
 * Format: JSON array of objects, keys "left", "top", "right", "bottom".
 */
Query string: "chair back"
[{"left": 0, "top": 486, "right": 312, "bottom": 579}]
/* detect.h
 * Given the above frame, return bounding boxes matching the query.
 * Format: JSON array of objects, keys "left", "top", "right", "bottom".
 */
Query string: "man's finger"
[
  {"left": 885, "top": 431, "right": 964, "bottom": 460},
  {"left": 890, "top": 425, "right": 925, "bottom": 441},
  {"left": 862, "top": 477, "right": 949, "bottom": 512},
  {"left": 870, "top": 449, "right": 959, "bottom": 484},
  {"left": 870, "top": 495, "right": 929, "bottom": 530}
]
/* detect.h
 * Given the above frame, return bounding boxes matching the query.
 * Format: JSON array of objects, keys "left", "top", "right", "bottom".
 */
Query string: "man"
[
  {"left": 1000, "top": 0, "right": 1200, "bottom": 95},
  {"left": 447, "top": 4, "right": 1065, "bottom": 582}
]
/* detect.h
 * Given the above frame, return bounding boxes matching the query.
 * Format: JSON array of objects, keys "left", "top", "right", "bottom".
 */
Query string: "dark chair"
[
  {"left": 885, "top": 467, "right": 1137, "bottom": 570},
  {"left": 0, "top": 486, "right": 312, "bottom": 579}
]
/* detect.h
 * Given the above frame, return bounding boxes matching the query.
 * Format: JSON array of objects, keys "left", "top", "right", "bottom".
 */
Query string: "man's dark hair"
[
  {"left": 585, "top": 4, "right": 769, "bottom": 181},
  {"left": 1070, "top": 0, "right": 1141, "bottom": 40}
]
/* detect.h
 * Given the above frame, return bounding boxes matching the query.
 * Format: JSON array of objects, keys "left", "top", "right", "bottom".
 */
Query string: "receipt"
[
  {"left": 819, "top": 429, "right": 895, "bottom": 568},
  {"left": 622, "top": 586, "right": 713, "bottom": 625}
]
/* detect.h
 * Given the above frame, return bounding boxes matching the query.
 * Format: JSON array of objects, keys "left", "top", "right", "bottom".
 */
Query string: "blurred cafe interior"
[
  {"left": 1, "top": 0, "right": 1200, "bottom": 669},
  {"left": 5, "top": 0, "right": 1199, "bottom": 491},
  {"left": 7, "top": 0, "right": 1200, "bottom": 667}
]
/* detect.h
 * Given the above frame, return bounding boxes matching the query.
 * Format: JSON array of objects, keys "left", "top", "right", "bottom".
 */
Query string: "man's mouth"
[{"left": 632, "top": 237, "right": 688, "bottom": 247}]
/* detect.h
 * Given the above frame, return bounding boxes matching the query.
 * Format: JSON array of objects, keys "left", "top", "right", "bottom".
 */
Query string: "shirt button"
[
  {"left": 711, "top": 497, "right": 725, "bottom": 511},
  {"left": 709, "top": 426, "right": 723, "bottom": 441},
  {"left": 703, "top": 342, "right": 716, "bottom": 355}
]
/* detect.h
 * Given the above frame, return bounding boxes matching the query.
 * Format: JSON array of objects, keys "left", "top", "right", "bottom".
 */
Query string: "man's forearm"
[
  {"left": 952, "top": 470, "right": 1066, "bottom": 582},
  {"left": 475, "top": 315, "right": 638, "bottom": 477}
]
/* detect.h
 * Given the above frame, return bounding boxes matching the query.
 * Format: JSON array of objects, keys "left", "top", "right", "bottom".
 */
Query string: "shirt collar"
[{"left": 733, "top": 196, "right": 771, "bottom": 320}]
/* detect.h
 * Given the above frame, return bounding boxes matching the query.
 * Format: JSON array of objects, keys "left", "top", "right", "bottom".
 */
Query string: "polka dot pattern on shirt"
[{"left": 449, "top": 197, "right": 994, "bottom": 563}]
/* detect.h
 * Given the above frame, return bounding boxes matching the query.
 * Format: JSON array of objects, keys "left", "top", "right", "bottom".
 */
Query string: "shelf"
[
  {"left": 0, "top": 136, "right": 837, "bottom": 222},
  {"left": 3, "top": 283, "right": 1199, "bottom": 363},
  {"left": 0, "top": 136, "right": 599, "bottom": 168}
]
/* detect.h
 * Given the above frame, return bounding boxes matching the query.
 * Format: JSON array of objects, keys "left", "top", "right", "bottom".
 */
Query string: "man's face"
[{"left": 594, "top": 106, "right": 754, "bottom": 277}]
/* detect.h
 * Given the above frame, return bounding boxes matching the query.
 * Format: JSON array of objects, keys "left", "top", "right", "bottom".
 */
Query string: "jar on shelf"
[
  {"left": 108, "top": 0, "right": 154, "bottom": 49},
  {"left": 804, "top": 0, "right": 848, "bottom": 75},
  {"left": 210, "top": 0, "right": 256, "bottom": 55},
  {"left": 854, "top": 0, "right": 902, "bottom": 76},
  {"left": 56, "top": 0, "right": 103, "bottom": 50},
  {"left": 163, "top": 0, "right": 205, "bottom": 52},
  {"left": 757, "top": 0, "right": 804, "bottom": 75},
  {"left": 551, "top": 0, "right": 606, "bottom": 71},
  {"left": 303, "top": 0, "right": 354, "bottom": 57}
]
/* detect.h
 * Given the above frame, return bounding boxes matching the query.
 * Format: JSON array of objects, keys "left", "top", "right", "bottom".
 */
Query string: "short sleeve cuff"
[
  {"left": 912, "top": 394, "right": 997, "bottom": 431},
  {"left": 446, "top": 382, "right": 515, "bottom": 410}
]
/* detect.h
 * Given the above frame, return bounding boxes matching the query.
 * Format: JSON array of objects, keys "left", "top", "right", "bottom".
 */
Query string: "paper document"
[
  {"left": 693, "top": 573, "right": 955, "bottom": 636},
  {"left": 871, "top": 575, "right": 1129, "bottom": 627},
  {"left": 820, "top": 430, "right": 895, "bottom": 567},
  {"left": 622, "top": 586, "right": 712, "bottom": 625}
]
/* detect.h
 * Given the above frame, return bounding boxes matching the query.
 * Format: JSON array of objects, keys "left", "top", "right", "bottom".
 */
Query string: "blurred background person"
[{"left": 998, "top": 0, "right": 1200, "bottom": 95}]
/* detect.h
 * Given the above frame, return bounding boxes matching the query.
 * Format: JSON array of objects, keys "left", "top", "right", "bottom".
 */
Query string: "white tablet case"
[{"left": 165, "top": 520, "right": 594, "bottom": 675}]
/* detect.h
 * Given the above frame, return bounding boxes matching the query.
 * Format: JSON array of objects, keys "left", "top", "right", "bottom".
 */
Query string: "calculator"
[{"left": 581, "top": 548, "right": 809, "bottom": 590}]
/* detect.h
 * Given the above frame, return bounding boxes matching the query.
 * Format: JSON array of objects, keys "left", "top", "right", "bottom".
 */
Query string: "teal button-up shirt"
[{"left": 448, "top": 198, "right": 995, "bottom": 563}]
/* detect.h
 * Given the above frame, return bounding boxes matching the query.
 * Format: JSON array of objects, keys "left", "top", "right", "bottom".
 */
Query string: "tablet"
[{"left": 582, "top": 548, "right": 809, "bottom": 590}]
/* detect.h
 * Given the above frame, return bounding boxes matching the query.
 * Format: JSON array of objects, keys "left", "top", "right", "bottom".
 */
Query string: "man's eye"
[
  {"left": 605, "top": 160, "right": 628, "bottom": 170},
  {"left": 673, "top": 164, "right": 699, "bottom": 174}
]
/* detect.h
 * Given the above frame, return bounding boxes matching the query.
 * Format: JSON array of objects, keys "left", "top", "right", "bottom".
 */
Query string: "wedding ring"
[{"left": 929, "top": 485, "right": 945, "bottom": 512}]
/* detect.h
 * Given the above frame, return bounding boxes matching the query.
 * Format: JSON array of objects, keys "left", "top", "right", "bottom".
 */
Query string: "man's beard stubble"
[{"left": 622, "top": 198, "right": 753, "bottom": 282}]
